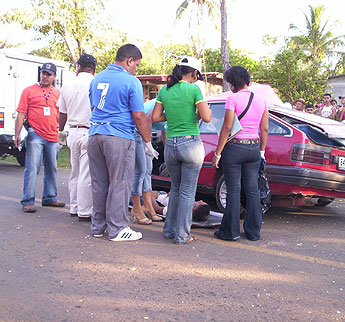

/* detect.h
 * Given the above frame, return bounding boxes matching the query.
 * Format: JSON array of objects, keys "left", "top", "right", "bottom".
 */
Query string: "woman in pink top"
[{"left": 212, "top": 66, "right": 269, "bottom": 241}]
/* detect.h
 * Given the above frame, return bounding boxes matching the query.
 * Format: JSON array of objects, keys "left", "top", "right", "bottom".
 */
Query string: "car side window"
[
  {"left": 199, "top": 103, "right": 225, "bottom": 134},
  {"left": 268, "top": 118, "right": 290, "bottom": 135}
]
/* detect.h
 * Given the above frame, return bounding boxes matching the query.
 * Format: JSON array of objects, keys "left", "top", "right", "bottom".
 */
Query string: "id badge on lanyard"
[
  {"left": 44, "top": 106, "right": 50, "bottom": 116},
  {"left": 40, "top": 83, "right": 53, "bottom": 117}
]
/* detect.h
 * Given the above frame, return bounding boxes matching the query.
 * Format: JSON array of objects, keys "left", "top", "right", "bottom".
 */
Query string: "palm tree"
[
  {"left": 289, "top": 5, "right": 345, "bottom": 61},
  {"left": 220, "top": 0, "right": 230, "bottom": 91},
  {"left": 176, "top": 0, "right": 220, "bottom": 59},
  {"left": 176, "top": 0, "right": 231, "bottom": 91}
]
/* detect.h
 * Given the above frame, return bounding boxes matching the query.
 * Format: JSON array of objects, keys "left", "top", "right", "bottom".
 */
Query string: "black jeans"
[{"left": 217, "top": 142, "right": 262, "bottom": 240}]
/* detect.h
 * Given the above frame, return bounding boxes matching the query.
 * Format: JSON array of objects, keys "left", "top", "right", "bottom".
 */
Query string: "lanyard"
[{"left": 39, "top": 83, "right": 53, "bottom": 106}]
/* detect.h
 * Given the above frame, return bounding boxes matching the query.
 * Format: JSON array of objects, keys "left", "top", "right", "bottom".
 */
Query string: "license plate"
[{"left": 338, "top": 155, "right": 345, "bottom": 170}]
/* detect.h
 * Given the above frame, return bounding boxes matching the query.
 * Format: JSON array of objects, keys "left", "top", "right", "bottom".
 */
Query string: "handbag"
[
  {"left": 240, "top": 158, "right": 271, "bottom": 214},
  {"left": 227, "top": 92, "right": 254, "bottom": 142}
]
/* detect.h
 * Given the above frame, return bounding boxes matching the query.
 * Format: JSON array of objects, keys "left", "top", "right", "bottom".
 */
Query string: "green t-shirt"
[{"left": 156, "top": 81, "right": 205, "bottom": 138}]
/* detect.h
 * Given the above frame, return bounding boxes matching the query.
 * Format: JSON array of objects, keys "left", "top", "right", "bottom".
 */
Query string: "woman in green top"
[{"left": 152, "top": 56, "right": 212, "bottom": 244}]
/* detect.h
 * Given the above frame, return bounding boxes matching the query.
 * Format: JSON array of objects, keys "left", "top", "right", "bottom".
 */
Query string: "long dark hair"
[
  {"left": 224, "top": 66, "right": 250, "bottom": 92},
  {"left": 166, "top": 64, "right": 196, "bottom": 89}
]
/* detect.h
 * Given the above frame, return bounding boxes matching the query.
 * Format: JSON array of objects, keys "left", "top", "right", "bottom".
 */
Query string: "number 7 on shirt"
[{"left": 96, "top": 83, "right": 109, "bottom": 110}]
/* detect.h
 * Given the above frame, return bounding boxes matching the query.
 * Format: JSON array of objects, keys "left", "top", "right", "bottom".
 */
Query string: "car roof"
[
  {"left": 269, "top": 106, "right": 345, "bottom": 139},
  {"left": 207, "top": 84, "right": 284, "bottom": 106}
]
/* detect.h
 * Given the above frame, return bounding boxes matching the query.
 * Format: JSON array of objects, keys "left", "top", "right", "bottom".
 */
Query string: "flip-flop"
[
  {"left": 145, "top": 212, "right": 163, "bottom": 222},
  {"left": 134, "top": 217, "right": 152, "bottom": 225},
  {"left": 131, "top": 212, "right": 152, "bottom": 225}
]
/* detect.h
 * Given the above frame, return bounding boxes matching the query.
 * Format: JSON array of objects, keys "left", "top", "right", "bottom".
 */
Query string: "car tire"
[
  {"left": 315, "top": 198, "right": 334, "bottom": 207},
  {"left": 215, "top": 174, "right": 246, "bottom": 218},
  {"left": 215, "top": 174, "right": 226, "bottom": 213},
  {"left": 15, "top": 147, "right": 26, "bottom": 167}
]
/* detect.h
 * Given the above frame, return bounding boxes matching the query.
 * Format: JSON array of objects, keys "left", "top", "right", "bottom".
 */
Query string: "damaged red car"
[{"left": 151, "top": 87, "right": 345, "bottom": 212}]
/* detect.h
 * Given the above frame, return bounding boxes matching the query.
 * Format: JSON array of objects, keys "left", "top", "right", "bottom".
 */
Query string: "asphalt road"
[{"left": 0, "top": 161, "right": 344, "bottom": 322}]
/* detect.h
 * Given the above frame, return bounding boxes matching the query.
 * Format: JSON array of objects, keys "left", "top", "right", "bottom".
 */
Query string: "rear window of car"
[{"left": 268, "top": 118, "right": 291, "bottom": 135}]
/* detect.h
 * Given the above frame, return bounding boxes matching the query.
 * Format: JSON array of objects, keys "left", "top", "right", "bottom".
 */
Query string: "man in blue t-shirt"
[{"left": 88, "top": 44, "right": 157, "bottom": 242}]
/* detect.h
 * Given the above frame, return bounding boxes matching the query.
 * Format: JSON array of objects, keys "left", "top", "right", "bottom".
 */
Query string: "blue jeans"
[
  {"left": 131, "top": 132, "right": 152, "bottom": 196},
  {"left": 163, "top": 135, "right": 204, "bottom": 243},
  {"left": 217, "top": 142, "right": 262, "bottom": 240},
  {"left": 21, "top": 127, "right": 60, "bottom": 206}
]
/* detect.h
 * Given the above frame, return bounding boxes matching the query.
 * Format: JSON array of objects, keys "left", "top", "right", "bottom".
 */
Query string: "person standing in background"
[
  {"left": 88, "top": 44, "right": 158, "bottom": 242},
  {"left": 294, "top": 98, "right": 306, "bottom": 111},
  {"left": 318, "top": 93, "right": 336, "bottom": 119},
  {"left": 305, "top": 104, "right": 315, "bottom": 114},
  {"left": 336, "top": 95, "right": 345, "bottom": 122},
  {"left": 14, "top": 62, "right": 65, "bottom": 213},
  {"left": 58, "top": 54, "right": 97, "bottom": 221}
]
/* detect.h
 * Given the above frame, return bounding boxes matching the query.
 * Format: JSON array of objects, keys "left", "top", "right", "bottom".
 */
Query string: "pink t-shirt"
[{"left": 225, "top": 88, "right": 267, "bottom": 139}]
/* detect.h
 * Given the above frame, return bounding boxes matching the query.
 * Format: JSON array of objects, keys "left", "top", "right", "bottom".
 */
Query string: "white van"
[{"left": 0, "top": 51, "right": 74, "bottom": 165}]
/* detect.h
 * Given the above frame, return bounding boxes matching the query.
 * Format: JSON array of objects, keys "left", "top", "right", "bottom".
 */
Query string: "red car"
[{"left": 151, "top": 91, "right": 345, "bottom": 212}]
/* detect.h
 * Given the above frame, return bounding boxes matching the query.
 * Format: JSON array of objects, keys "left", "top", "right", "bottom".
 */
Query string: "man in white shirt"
[
  {"left": 57, "top": 54, "right": 97, "bottom": 221},
  {"left": 318, "top": 93, "right": 336, "bottom": 119}
]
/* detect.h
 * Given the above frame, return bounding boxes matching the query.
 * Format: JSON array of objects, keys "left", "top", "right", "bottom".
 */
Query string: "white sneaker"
[
  {"left": 109, "top": 227, "right": 142, "bottom": 242},
  {"left": 93, "top": 233, "right": 104, "bottom": 238}
]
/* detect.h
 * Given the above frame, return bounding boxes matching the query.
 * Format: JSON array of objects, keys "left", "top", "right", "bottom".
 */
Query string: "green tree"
[
  {"left": 204, "top": 47, "right": 260, "bottom": 76},
  {"left": 289, "top": 5, "right": 345, "bottom": 61},
  {"left": 0, "top": 0, "right": 107, "bottom": 65},
  {"left": 257, "top": 44, "right": 330, "bottom": 104}
]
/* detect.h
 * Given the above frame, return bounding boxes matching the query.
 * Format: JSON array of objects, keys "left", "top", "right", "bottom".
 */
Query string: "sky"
[{"left": 1, "top": 0, "right": 345, "bottom": 59}]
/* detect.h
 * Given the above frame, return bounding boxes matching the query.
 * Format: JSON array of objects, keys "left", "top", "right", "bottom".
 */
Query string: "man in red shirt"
[{"left": 14, "top": 62, "right": 65, "bottom": 213}]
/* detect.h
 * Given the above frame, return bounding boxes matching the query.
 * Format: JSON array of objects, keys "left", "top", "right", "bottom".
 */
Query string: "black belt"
[
  {"left": 70, "top": 125, "right": 89, "bottom": 129},
  {"left": 230, "top": 138, "right": 259, "bottom": 145}
]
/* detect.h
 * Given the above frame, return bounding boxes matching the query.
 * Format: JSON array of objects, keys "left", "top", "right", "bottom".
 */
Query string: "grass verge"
[{"left": 1, "top": 145, "right": 71, "bottom": 169}]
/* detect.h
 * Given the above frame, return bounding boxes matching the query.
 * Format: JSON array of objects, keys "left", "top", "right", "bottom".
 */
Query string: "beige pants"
[{"left": 67, "top": 128, "right": 92, "bottom": 218}]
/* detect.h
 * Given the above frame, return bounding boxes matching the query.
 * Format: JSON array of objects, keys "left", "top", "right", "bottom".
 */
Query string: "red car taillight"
[
  {"left": 0, "top": 112, "right": 4, "bottom": 128},
  {"left": 291, "top": 144, "right": 331, "bottom": 165}
]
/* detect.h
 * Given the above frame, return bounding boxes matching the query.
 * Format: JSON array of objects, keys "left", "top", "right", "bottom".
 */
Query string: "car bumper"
[{"left": 267, "top": 165, "right": 345, "bottom": 193}]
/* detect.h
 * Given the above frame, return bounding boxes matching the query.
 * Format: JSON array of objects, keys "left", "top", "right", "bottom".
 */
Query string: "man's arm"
[
  {"left": 132, "top": 111, "right": 151, "bottom": 142},
  {"left": 59, "top": 112, "right": 67, "bottom": 131},
  {"left": 14, "top": 112, "right": 26, "bottom": 148}
]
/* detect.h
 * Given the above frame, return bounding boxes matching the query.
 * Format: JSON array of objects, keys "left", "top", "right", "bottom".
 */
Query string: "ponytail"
[
  {"left": 167, "top": 65, "right": 182, "bottom": 89},
  {"left": 166, "top": 64, "right": 196, "bottom": 89}
]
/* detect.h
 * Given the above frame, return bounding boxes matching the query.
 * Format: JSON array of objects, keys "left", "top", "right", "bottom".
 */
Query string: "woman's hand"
[{"left": 212, "top": 153, "right": 221, "bottom": 168}]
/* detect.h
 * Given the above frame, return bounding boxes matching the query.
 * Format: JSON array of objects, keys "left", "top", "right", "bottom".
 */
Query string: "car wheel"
[
  {"left": 15, "top": 147, "right": 26, "bottom": 167},
  {"left": 215, "top": 175, "right": 226, "bottom": 213},
  {"left": 315, "top": 198, "right": 334, "bottom": 207},
  {"left": 215, "top": 174, "right": 246, "bottom": 218}
]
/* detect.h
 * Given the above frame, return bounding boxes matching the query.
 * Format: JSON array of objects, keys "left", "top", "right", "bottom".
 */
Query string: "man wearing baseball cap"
[
  {"left": 14, "top": 62, "right": 65, "bottom": 213},
  {"left": 58, "top": 54, "right": 97, "bottom": 221}
]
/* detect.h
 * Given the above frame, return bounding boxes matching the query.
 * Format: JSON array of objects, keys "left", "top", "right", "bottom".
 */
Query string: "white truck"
[{"left": 0, "top": 51, "right": 74, "bottom": 165}]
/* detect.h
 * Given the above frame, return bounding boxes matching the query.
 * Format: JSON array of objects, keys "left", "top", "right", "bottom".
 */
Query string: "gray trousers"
[{"left": 87, "top": 134, "right": 135, "bottom": 239}]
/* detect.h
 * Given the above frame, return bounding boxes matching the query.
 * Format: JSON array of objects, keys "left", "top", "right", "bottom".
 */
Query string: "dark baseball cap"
[
  {"left": 41, "top": 62, "right": 57, "bottom": 75},
  {"left": 77, "top": 54, "right": 97, "bottom": 69}
]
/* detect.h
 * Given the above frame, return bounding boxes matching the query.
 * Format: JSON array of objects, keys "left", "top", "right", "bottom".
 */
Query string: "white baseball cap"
[{"left": 179, "top": 56, "right": 204, "bottom": 80}]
